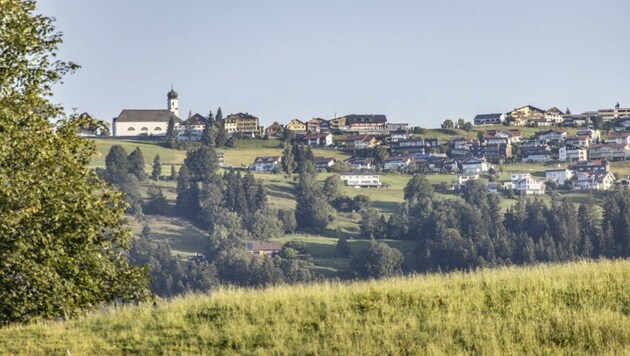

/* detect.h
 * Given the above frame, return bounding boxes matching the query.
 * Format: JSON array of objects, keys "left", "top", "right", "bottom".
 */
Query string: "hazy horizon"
[{"left": 39, "top": 0, "right": 630, "bottom": 127}]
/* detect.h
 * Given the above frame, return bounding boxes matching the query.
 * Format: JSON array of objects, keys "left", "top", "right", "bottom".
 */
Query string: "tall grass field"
[{"left": 1, "top": 260, "right": 629, "bottom": 354}]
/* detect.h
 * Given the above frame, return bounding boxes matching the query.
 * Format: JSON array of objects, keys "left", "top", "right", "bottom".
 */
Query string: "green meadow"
[{"left": 1, "top": 259, "right": 628, "bottom": 354}]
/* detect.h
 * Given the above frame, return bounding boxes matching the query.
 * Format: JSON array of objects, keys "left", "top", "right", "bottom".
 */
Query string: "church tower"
[{"left": 167, "top": 86, "right": 179, "bottom": 118}]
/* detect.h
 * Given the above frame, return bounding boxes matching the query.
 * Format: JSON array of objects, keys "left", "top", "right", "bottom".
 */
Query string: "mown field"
[{"left": 1, "top": 259, "right": 628, "bottom": 354}]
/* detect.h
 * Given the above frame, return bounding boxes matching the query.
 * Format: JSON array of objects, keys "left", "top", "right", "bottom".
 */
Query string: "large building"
[
  {"left": 113, "top": 88, "right": 182, "bottom": 136},
  {"left": 224, "top": 112, "right": 261, "bottom": 136}
]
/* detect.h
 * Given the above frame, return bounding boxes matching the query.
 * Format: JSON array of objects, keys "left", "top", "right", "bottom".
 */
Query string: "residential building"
[
  {"left": 565, "top": 136, "right": 591, "bottom": 148},
  {"left": 545, "top": 169, "right": 573, "bottom": 185},
  {"left": 514, "top": 174, "right": 546, "bottom": 195},
  {"left": 389, "top": 130, "right": 408, "bottom": 142},
  {"left": 285, "top": 119, "right": 307, "bottom": 133},
  {"left": 306, "top": 118, "right": 329, "bottom": 133},
  {"left": 340, "top": 172, "right": 381, "bottom": 188},
  {"left": 535, "top": 129, "right": 567, "bottom": 142},
  {"left": 457, "top": 173, "right": 479, "bottom": 186},
  {"left": 576, "top": 129, "right": 600, "bottom": 141},
  {"left": 245, "top": 241, "right": 282, "bottom": 256},
  {"left": 484, "top": 129, "right": 522, "bottom": 144},
  {"left": 544, "top": 107, "right": 565, "bottom": 123},
  {"left": 224, "top": 113, "right": 261, "bottom": 136},
  {"left": 559, "top": 144, "right": 588, "bottom": 162},
  {"left": 303, "top": 133, "right": 333, "bottom": 147},
  {"left": 605, "top": 132, "right": 630, "bottom": 145},
  {"left": 342, "top": 135, "right": 381, "bottom": 149},
  {"left": 461, "top": 157, "right": 490, "bottom": 174},
  {"left": 568, "top": 159, "right": 610, "bottom": 174},
  {"left": 588, "top": 143, "right": 629, "bottom": 161},
  {"left": 521, "top": 146, "right": 552, "bottom": 163},
  {"left": 471, "top": 142, "right": 512, "bottom": 160},
  {"left": 571, "top": 172, "right": 616, "bottom": 191},
  {"left": 314, "top": 157, "right": 336, "bottom": 170},
  {"left": 179, "top": 113, "right": 207, "bottom": 141},
  {"left": 473, "top": 113, "right": 506, "bottom": 125},
  {"left": 383, "top": 157, "right": 411, "bottom": 171},
  {"left": 520, "top": 138, "right": 550, "bottom": 148},
  {"left": 596, "top": 103, "right": 630, "bottom": 121},
  {"left": 508, "top": 105, "right": 545, "bottom": 125},
  {"left": 386, "top": 123, "right": 409, "bottom": 132},
  {"left": 345, "top": 157, "right": 376, "bottom": 171},
  {"left": 251, "top": 156, "right": 282, "bottom": 172},
  {"left": 113, "top": 88, "right": 182, "bottom": 136},
  {"left": 389, "top": 138, "right": 425, "bottom": 154},
  {"left": 342, "top": 114, "right": 387, "bottom": 132},
  {"left": 264, "top": 123, "right": 283, "bottom": 137},
  {"left": 328, "top": 116, "right": 347, "bottom": 132}
]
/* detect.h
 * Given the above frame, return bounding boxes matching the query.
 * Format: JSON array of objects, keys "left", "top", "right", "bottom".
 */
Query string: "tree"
[
  {"left": 441, "top": 119, "right": 455, "bottom": 129},
  {"left": 127, "top": 147, "right": 147, "bottom": 181},
  {"left": 215, "top": 107, "right": 228, "bottom": 147},
  {"left": 278, "top": 209, "right": 297, "bottom": 233},
  {"left": 105, "top": 145, "right": 129, "bottom": 184},
  {"left": 200, "top": 114, "right": 215, "bottom": 147},
  {"left": 0, "top": 0, "right": 149, "bottom": 325},
  {"left": 322, "top": 174, "right": 343, "bottom": 202},
  {"left": 165, "top": 117, "right": 179, "bottom": 149},
  {"left": 282, "top": 141, "right": 296, "bottom": 175},
  {"left": 151, "top": 154, "right": 161, "bottom": 181},
  {"left": 170, "top": 165, "right": 178, "bottom": 181},
  {"left": 143, "top": 185, "right": 168, "bottom": 215},
  {"left": 352, "top": 241, "right": 404, "bottom": 279},
  {"left": 404, "top": 174, "right": 434, "bottom": 204},
  {"left": 335, "top": 237, "right": 352, "bottom": 258}
]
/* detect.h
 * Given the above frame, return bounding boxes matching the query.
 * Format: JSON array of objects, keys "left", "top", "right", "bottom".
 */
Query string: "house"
[
  {"left": 245, "top": 241, "right": 282, "bottom": 256},
  {"left": 565, "top": 136, "right": 591, "bottom": 148},
  {"left": 461, "top": 157, "right": 490, "bottom": 174},
  {"left": 487, "top": 182, "right": 501, "bottom": 194},
  {"left": 389, "top": 138, "right": 425, "bottom": 154},
  {"left": 484, "top": 129, "right": 522, "bottom": 144},
  {"left": 224, "top": 113, "right": 261, "bottom": 136},
  {"left": 340, "top": 172, "right": 381, "bottom": 188},
  {"left": 559, "top": 144, "right": 588, "bottom": 162},
  {"left": 576, "top": 129, "right": 600, "bottom": 141},
  {"left": 514, "top": 174, "right": 546, "bottom": 195},
  {"left": 306, "top": 118, "right": 329, "bottom": 133},
  {"left": 328, "top": 116, "right": 347, "bottom": 132},
  {"left": 473, "top": 113, "right": 506, "bottom": 125},
  {"left": 303, "top": 133, "right": 333, "bottom": 146},
  {"left": 345, "top": 157, "right": 376, "bottom": 171},
  {"left": 424, "top": 138, "right": 440, "bottom": 147},
  {"left": 285, "top": 119, "right": 307, "bottom": 133},
  {"left": 614, "top": 117, "right": 630, "bottom": 132},
  {"left": 544, "top": 107, "right": 565, "bottom": 123},
  {"left": 545, "top": 169, "right": 573, "bottom": 185},
  {"left": 342, "top": 135, "right": 381, "bottom": 149},
  {"left": 264, "top": 123, "right": 283, "bottom": 137},
  {"left": 605, "top": 132, "right": 630, "bottom": 145},
  {"left": 386, "top": 123, "right": 409, "bottom": 132},
  {"left": 562, "top": 114, "right": 590, "bottom": 128},
  {"left": 567, "top": 159, "right": 610, "bottom": 174},
  {"left": 571, "top": 172, "right": 616, "bottom": 191},
  {"left": 596, "top": 103, "right": 630, "bottom": 121},
  {"left": 508, "top": 105, "right": 545, "bottom": 125},
  {"left": 383, "top": 157, "right": 411, "bottom": 171},
  {"left": 535, "top": 129, "right": 567, "bottom": 142},
  {"left": 314, "top": 157, "right": 336, "bottom": 170},
  {"left": 588, "top": 143, "right": 629, "bottom": 161},
  {"left": 521, "top": 146, "right": 552, "bottom": 163},
  {"left": 113, "top": 88, "right": 182, "bottom": 136},
  {"left": 251, "top": 156, "right": 282, "bottom": 172},
  {"left": 389, "top": 130, "right": 408, "bottom": 142},
  {"left": 342, "top": 114, "right": 388, "bottom": 132},
  {"left": 457, "top": 173, "right": 479, "bottom": 187},
  {"left": 179, "top": 113, "right": 208, "bottom": 140},
  {"left": 520, "top": 138, "right": 550, "bottom": 148},
  {"left": 471, "top": 142, "right": 512, "bottom": 160}
]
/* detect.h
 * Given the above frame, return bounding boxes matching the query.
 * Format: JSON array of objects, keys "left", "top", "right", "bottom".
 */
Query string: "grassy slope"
[{"left": 1, "top": 260, "right": 629, "bottom": 354}]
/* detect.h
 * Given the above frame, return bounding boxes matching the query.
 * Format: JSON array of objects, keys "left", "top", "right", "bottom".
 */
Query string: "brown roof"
[
  {"left": 115, "top": 109, "right": 181, "bottom": 123},
  {"left": 245, "top": 241, "right": 282, "bottom": 252}
]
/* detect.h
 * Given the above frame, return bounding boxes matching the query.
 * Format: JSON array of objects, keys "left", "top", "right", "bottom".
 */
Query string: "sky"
[{"left": 38, "top": 0, "right": 630, "bottom": 128}]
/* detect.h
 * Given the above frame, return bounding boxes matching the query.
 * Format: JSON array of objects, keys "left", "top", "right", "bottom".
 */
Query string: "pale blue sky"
[{"left": 39, "top": 0, "right": 629, "bottom": 127}]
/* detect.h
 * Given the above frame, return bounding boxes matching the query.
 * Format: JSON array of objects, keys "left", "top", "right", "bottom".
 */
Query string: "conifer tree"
[
  {"left": 105, "top": 145, "right": 130, "bottom": 184},
  {"left": 127, "top": 146, "right": 147, "bottom": 181},
  {"left": 151, "top": 154, "right": 161, "bottom": 181},
  {"left": 165, "top": 117, "right": 179, "bottom": 149},
  {"left": 170, "top": 165, "right": 178, "bottom": 181}
]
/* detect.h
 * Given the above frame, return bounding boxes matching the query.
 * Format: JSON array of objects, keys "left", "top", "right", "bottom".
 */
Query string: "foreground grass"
[{"left": 1, "top": 260, "right": 629, "bottom": 354}]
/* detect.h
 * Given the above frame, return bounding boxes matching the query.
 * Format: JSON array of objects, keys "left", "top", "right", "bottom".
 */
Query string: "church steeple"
[{"left": 167, "top": 85, "right": 179, "bottom": 118}]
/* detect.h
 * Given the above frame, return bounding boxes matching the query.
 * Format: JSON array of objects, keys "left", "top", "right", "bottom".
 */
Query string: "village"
[{"left": 94, "top": 88, "right": 630, "bottom": 196}]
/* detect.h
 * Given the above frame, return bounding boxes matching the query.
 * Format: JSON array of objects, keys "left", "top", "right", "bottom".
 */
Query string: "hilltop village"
[{"left": 91, "top": 88, "right": 630, "bottom": 195}]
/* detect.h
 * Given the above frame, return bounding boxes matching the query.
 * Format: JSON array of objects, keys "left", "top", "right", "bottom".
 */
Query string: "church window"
[{"left": 128, "top": 127, "right": 135, "bottom": 131}]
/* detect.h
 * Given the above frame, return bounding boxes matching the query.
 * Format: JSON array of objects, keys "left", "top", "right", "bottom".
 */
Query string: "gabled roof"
[
  {"left": 183, "top": 113, "right": 207, "bottom": 126},
  {"left": 462, "top": 157, "right": 484, "bottom": 164},
  {"left": 115, "top": 109, "right": 181, "bottom": 123},
  {"left": 512, "top": 105, "right": 545, "bottom": 114},
  {"left": 546, "top": 107, "right": 565, "bottom": 115},
  {"left": 226, "top": 112, "right": 259, "bottom": 121},
  {"left": 474, "top": 113, "right": 503, "bottom": 120},
  {"left": 606, "top": 132, "right": 630, "bottom": 139},
  {"left": 313, "top": 157, "right": 336, "bottom": 164},
  {"left": 287, "top": 118, "right": 306, "bottom": 125},
  {"left": 304, "top": 133, "right": 331, "bottom": 140}
]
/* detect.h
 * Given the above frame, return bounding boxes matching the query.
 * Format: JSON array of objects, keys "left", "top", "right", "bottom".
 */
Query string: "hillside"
[{"left": 1, "top": 260, "right": 628, "bottom": 354}]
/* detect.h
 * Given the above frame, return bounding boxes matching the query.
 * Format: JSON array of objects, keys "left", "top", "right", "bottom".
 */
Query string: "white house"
[
  {"left": 303, "top": 133, "right": 333, "bottom": 146},
  {"left": 345, "top": 157, "right": 376, "bottom": 171},
  {"left": 545, "top": 169, "right": 573, "bottom": 185},
  {"left": 113, "top": 88, "right": 182, "bottom": 136},
  {"left": 314, "top": 157, "right": 336, "bottom": 170},
  {"left": 456, "top": 173, "right": 479, "bottom": 188},
  {"left": 514, "top": 174, "right": 546, "bottom": 195},
  {"left": 536, "top": 129, "right": 567, "bottom": 142},
  {"left": 461, "top": 157, "right": 490, "bottom": 174},
  {"left": 251, "top": 156, "right": 282, "bottom": 172},
  {"left": 605, "top": 132, "right": 630, "bottom": 145},
  {"left": 571, "top": 172, "right": 615, "bottom": 191},
  {"left": 340, "top": 172, "right": 381, "bottom": 188},
  {"left": 383, "top": 157, "right": 411, "bottom": 171}
]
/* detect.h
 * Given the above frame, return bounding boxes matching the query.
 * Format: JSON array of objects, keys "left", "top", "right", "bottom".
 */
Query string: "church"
[{"left": 112, "top": 88, "right": 183, "bottom": 136}]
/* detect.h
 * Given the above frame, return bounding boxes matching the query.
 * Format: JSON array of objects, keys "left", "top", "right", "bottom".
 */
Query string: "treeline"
[
  {"left": 361, "top": 175, "right": 630, "bottom": 272},
  {"left": 164, "top": 107, "right": 232, "bottom": 149}
]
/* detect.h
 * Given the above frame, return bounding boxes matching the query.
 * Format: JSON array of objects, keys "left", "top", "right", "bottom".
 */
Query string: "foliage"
[
  {"left": 143, "top": 185, "right": 169, "bottom": 215},
  {"left": 335, "top": 237, "right": 352, "bottom": 258},
  {"left": 127, "top": 147, "right": 147, "bottom": 181},
  {"left": 151, "top": 154, "right": 161, "bottom": 181},
  {"left": 295, "top": 168, "right": 335, "bottom": 230},
  {"left": 164, "top": 117, "right": 179, "bottom": 149},
  {"left": 351, "top": 240, "right": 404, "bottom": 278},
  {"left": 104, "top": 145, "right": 129, "bottom": 184},
  {"left": 0, "top": 0, "right": 149, "bottom": 325}
]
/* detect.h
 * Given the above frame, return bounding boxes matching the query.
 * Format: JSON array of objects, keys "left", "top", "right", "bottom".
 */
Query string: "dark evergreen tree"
[
  {"left": 335, "top": 237, "right": 352, "bottom": 258},
  {"left": 105, "top": 145, "right": 130, "bottom": 184},
  {"left": 127, "top": 147, "right": 147, "bottom": 181},
  {"left": 165, "top": 117, "right": 179, "bottom": 149},
  {"left": 151, "top": 154, "right": 161, "bottom": 181},
  {"left": 215, "top": 107, "right": 228, "bottom": 147},
  {"left": 170, "top": 165, "right": 178, "bottom": 181},
  {"left": 351, "top": 241, "right": 404, "bottom": 279}
]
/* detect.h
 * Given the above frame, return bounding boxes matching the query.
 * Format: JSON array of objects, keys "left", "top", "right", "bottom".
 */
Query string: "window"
[
  {"left": 141, "top": 127, "right": 148, "bottom": 131},
  {"left": 128, "top": 127, "right": 135, "bottom": 131},
  {"left": 154, "top": 127, "right": 162, "bottom": 131}
]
